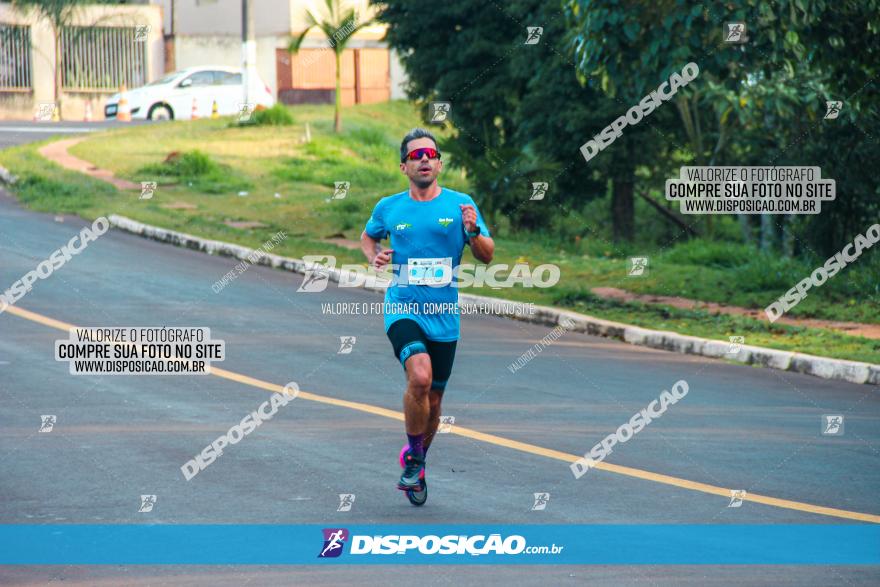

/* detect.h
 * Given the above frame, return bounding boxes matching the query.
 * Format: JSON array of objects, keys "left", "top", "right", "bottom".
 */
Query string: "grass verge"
[{"left": 0, "top": 100, "right": 876, "bottom": 364}]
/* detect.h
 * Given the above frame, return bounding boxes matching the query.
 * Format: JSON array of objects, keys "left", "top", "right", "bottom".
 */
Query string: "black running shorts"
[{"left": 386, "top": 319, "right": 457, "bottom": 391}]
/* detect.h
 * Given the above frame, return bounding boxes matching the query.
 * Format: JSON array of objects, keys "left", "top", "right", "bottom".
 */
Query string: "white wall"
[
  {"left": 141, "top": 1, "right": 404, "bottom": 105},
  {"left": 174, "top": 34, "right": 282, "bottom": 96},
  {"left": 389, "top": 48, "right": 408, "bottom": 100},
  {"left": 0, "top": 2, "right": 164, "bottom": 120},
  {"left": 154, "top": 0, "right": 291, "bottom": 37}
]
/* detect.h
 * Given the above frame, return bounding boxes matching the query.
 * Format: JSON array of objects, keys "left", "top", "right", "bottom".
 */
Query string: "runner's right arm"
[
  {"left": 361, "top": 232, "right": 393, "bottom": 270},
  {"left": 363, "top": 200, "right": 393, "bottom": 270},
  {"left": 361, "top": 230, "right": 381, "bottom": 264}
]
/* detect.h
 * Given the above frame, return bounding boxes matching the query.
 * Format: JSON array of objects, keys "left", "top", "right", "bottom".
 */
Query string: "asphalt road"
[
  {"left": 0, "top": 120, "right": 149, "bottom": 150},
  {"left": 0, "top": 123, "right": 878, "bottom": 585}
]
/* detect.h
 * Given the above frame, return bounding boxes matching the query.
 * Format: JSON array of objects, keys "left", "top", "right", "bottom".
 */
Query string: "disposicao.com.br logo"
[{"left": 318, "top": 529, "right": 563, "bottom": 558}]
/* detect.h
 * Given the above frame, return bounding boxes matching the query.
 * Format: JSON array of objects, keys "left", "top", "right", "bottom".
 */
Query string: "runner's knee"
[{"left": 406, "top": 354, "right": 432, "bottom": 393}]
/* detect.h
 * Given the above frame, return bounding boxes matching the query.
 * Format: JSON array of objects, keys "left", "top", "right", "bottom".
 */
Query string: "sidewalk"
[{"left": 37, "top": 136, "right": 140, "bottom": 191}]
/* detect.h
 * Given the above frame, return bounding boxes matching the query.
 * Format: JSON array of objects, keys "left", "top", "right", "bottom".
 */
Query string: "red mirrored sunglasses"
[{"left": 405, "top": 147, "right": 441, "bottom": 161}]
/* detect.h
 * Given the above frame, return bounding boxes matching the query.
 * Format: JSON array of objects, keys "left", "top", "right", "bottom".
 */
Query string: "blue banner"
[{"left": 1, "top": 525, "right": 877, "bottom": 565}]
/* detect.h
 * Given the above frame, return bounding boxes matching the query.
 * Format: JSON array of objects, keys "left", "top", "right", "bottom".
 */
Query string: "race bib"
[{"left": 407, "top": 257, "right": 453, "bottom": 286}]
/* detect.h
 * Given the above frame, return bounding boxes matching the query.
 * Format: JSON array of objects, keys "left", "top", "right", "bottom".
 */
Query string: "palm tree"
[{"left": 287, "top": 0, "right": 372, "bottom": 133}]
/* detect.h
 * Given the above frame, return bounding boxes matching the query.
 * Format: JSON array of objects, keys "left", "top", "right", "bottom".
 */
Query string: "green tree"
[
  {"left": 566, "top": 0, "right": 879, "bottom": 253},
  {"left": 288, "top": 0, "right": 372, "bottom": 133},
  {"left": 375, "top": 1, "right": 529, "bottom": 231},
  {"left": 375, "top": 0, "right": 671, "bottom": 241},
  {"left": 507, "top": 6, "right": 674, "bottom": 242}
]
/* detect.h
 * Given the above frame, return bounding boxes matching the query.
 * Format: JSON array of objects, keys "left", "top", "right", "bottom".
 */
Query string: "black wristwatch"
[{"left": 465, "top": 225, "right": 481, "bottom": 239}]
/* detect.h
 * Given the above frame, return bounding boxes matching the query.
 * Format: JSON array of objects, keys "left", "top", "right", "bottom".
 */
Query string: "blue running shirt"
[{"left": 364, "top": 187, "right": 491, "bottom": 341}]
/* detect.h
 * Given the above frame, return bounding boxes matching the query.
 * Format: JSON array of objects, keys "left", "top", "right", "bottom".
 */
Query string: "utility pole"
[
  {"left": 241, "top": 0, "right": 256, "bottom": 109},
  {"left": 167, "top": 0, "right": 176, "bottom": 72}
]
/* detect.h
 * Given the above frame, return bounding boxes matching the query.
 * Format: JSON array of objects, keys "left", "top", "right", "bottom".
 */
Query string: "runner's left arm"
[
  {"left": 468, "top": 232, "right": 494, "bottom": 264},
  {"left": 460, "top": 203, "right": 494, "bottom": 264}
]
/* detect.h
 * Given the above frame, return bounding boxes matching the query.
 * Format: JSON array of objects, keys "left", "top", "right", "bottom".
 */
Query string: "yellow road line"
[{"left": 5, "top": 303, "right": 879, "bottom": 523}]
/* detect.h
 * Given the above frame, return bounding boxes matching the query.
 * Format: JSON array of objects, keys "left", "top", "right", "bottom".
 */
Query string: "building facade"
[
  {"left": 0, "top": 0, "right": 405, "bottom": 121},
  {"left": 0, "top": 1, "right": 164, "bottom": 120}
]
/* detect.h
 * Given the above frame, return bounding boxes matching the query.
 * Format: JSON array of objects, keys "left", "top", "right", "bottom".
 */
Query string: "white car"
[{"left": 104, "top": 65, "right": 275, "bottom": 121}]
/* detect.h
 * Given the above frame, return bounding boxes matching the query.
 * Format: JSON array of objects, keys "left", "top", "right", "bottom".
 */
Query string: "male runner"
[{"left": 360, "top": 128, "right": 494, "bottom": 500}]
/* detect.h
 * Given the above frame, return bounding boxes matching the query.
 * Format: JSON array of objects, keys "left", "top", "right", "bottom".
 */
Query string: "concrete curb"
[
  {"left": 0, "top": 164, "right": 18, "bottom": 185},
  {"left": 108, "top": 214, "right": 879, "bottom": 386}
]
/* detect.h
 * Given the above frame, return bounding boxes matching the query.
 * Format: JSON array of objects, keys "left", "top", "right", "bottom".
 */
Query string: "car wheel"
[{"left": 148, "top": 104, "right": 173, "bottom": 121}]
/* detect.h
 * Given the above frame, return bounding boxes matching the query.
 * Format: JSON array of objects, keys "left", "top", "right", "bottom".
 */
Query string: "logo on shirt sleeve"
[{"left": 394, "top": 222, "right": 412, "bottom": 231}]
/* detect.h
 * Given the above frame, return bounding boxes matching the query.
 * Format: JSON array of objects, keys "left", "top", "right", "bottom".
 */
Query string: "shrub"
[
  {"left": 136, "top": 150, "right": 251, "bottom": 195},
  {"left": 235, "top": 104, "right": 294, "bottom": 127}
]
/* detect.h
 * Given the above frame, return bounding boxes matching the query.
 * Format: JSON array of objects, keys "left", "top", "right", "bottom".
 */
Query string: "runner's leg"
[
  {"left": 403, "top": 353, "right": 432, "bottom": 456},
  {"left": 424, "top": 390, "right": 442, "bottom": 452},
  {"left": 423, "top": 340, "right": 457, "bottom": 453},
  {"left": 387, "top": 320, "right": 432, "bottom": 489},
  {"left": 387, "top": 319, "right": 432, "bottom": 454}
]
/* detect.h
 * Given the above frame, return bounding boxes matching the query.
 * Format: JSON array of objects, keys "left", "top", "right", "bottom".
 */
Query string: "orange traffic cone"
[
  {"left": 211, "top": 99, "right": 219, "bottom": 119},
  {"left": 191, "top": 97, "right": 199, "bottom": 120},
  {"left": 117, "top": 84, "right": 131, "bottom": 121}
]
